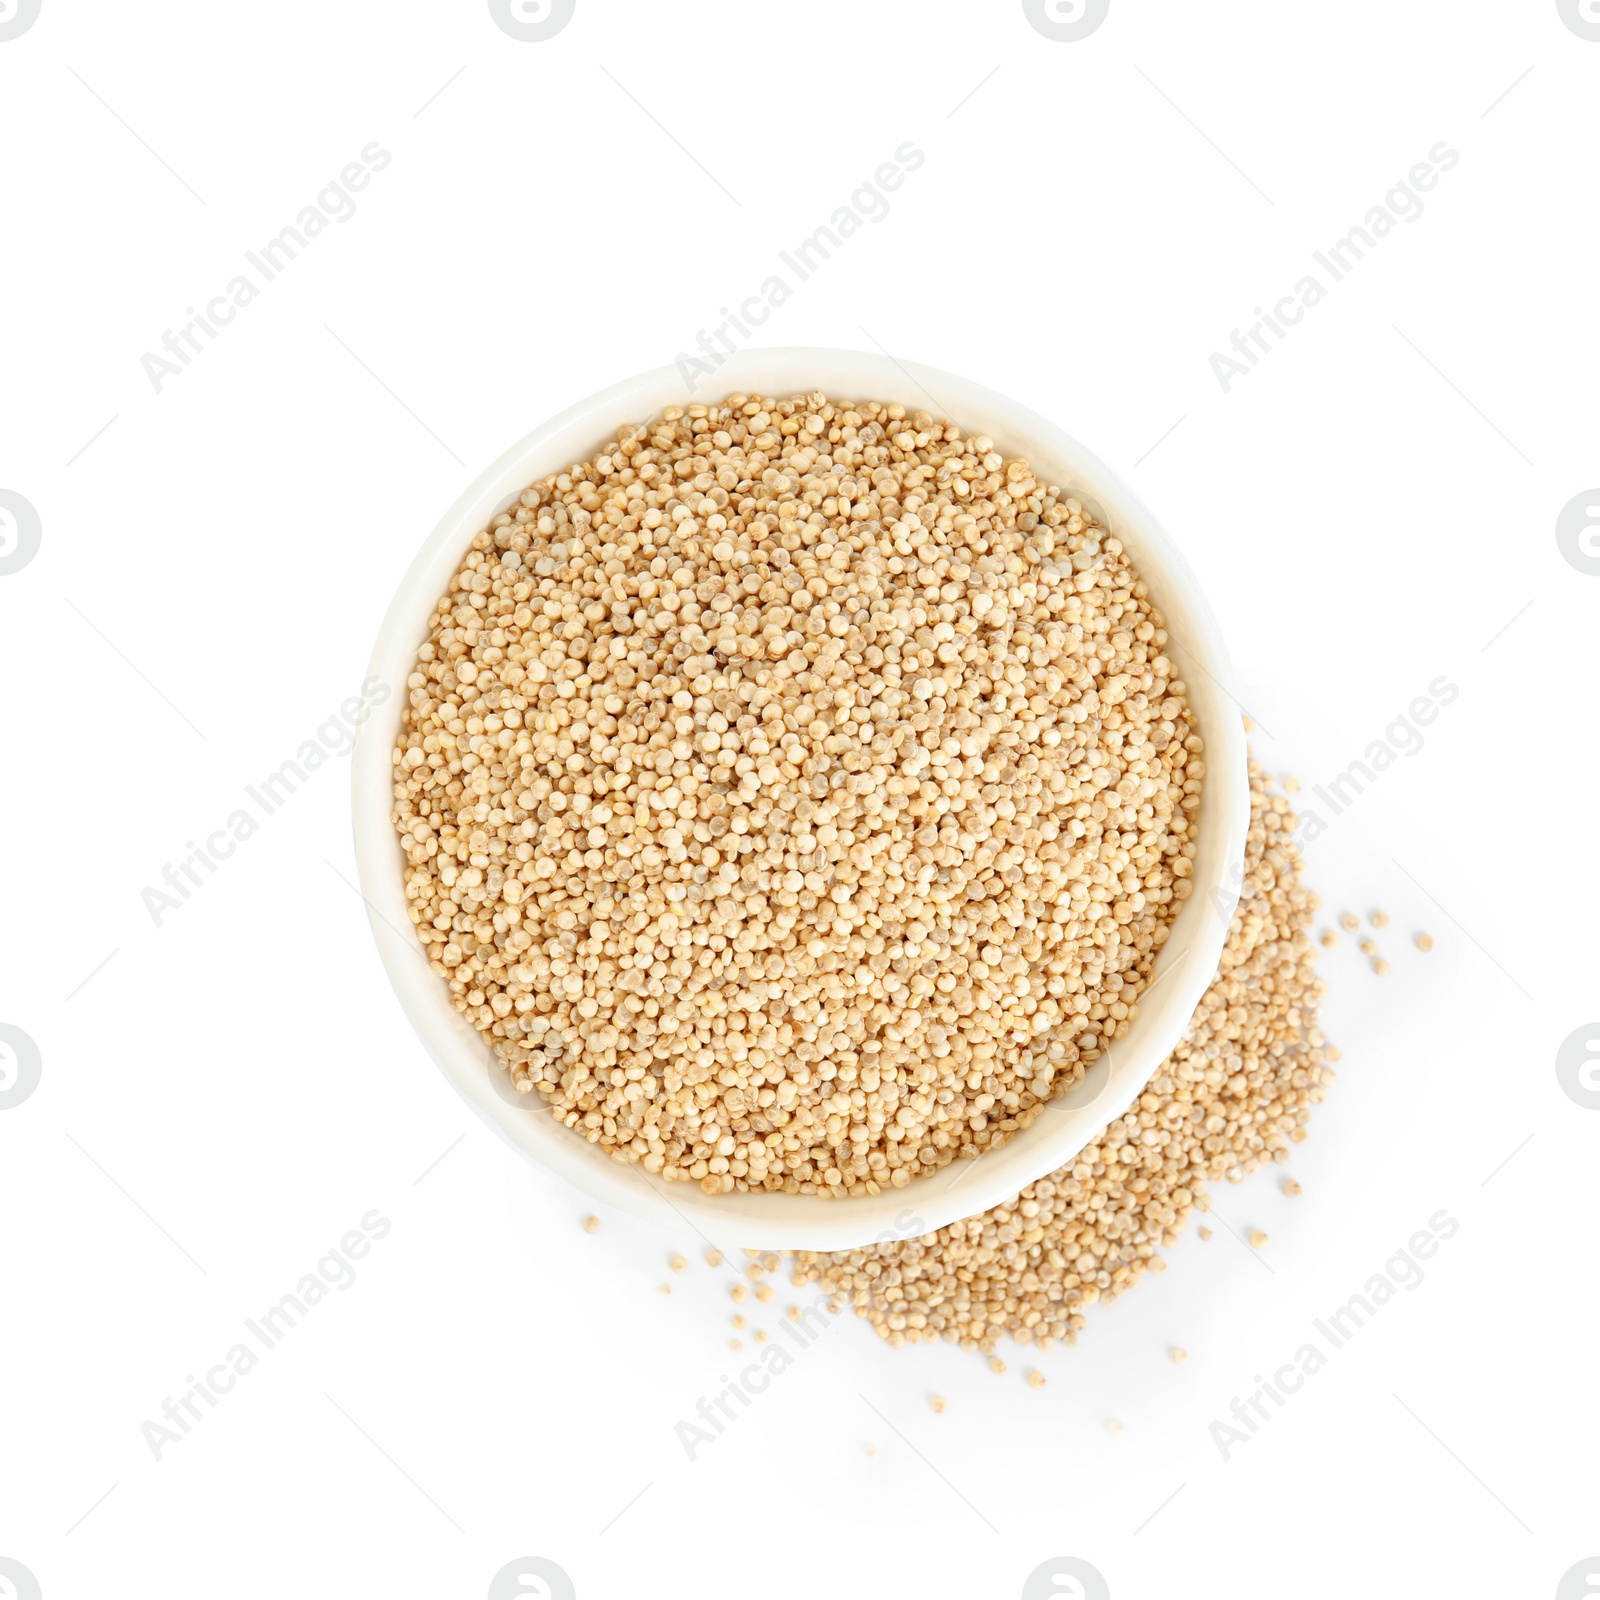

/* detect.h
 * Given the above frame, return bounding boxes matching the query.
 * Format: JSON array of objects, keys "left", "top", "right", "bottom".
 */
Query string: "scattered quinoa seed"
[
  {"left": 391, "top": 392, "right": 1202, "bottom": 1197},
  {"left": 1320, "top": 930, "right": 1338, "bottom": 949},
  {"left": 1416, "top": 932, "right": 1434, "bottom": 951},
  {"left": 1250, "top": 1230, "right": 1269, "bottom": 1249},
  {"left": 1372, "top": 959, "right": 1390, "bottom": 976},
  {"left": 792, "top": 761, "right": 1334, "bottom": 1350},
  {"left": 930, "top": 1395, "right": 946, "bottom": 1414},
  {"left": 1282, "top": 1178, "right": 1302, "bottom": 1197},
  {"left": 1107, "top": 1419, "right": 1124, "bottom": 1437},
  {"left": 731, "top": 1314, "right": 746, "bottom": 1328},
  {"left": 755, "top": 1284, "right": 774, "bottom": 1303},
  {"left": 730, "top": 1338, "right": 742, "bottom": 1351},
  {"left": 730, "top": 1284, "right": 749, "bottom": 1303},
  {"left": 581, "top": 1215, "right": 600, "bottom": 1234},
  {"left": 754, "top": 1329, "right": 768, "bottom": 1343},
  {"left": 705, "top": 1249, "right": 723, "bottom": 1268},
  {"left": 1027, "top": 1370, "right": 1047, "bottom": 1389},
  {"left": 669, "top": 1254, "right": 686, "bottom": 1271},
  {"left": 1170, "top": 1347, "right": 1188, "bottom": 1365},
  {"left": 1359, "top": 939, "right": 1378, "bottom": 956},
  {"left": 1340, "top": 913, "right": 1359, "bottom": 932},
  {"left": 1370, "top": 909, "right": 1389, "bottom": 928}
]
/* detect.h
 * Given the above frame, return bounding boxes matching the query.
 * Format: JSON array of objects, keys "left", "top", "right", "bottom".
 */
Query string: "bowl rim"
[{"left": 351, "top": 346, "right": 1249, "bottom": 1249}]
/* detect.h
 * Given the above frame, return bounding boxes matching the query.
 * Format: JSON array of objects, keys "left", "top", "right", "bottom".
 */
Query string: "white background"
[{"left": 2, "top": 2, "right": 1596, "bottom": 1597}]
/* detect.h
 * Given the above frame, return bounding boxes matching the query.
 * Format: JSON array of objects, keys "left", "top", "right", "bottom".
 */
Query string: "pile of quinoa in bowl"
[{"left": 389, "top": 391, "right": 1205, "bottom": 1197}]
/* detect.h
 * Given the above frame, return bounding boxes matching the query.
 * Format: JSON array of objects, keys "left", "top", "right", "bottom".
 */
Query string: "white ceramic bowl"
[{"left": 352, "top": 348, "right": 1248, "bottom": 1249}]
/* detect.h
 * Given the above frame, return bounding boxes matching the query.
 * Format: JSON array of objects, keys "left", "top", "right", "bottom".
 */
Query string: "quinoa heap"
[
  {"left": 793, "top": 758, "right": 1333, "bottom": 1344},
  {"left": 391, "top": 392, "right": 1202, "bottom": 1195}
]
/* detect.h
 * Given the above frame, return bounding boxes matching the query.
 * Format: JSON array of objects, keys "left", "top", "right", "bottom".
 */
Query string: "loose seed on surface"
[
  {"left": 1370, "top": 909, "right": 1389, "bottom": 928},
  {"left": 1360, "top": 939, "right": 1378, "bottom": 956},
  {"left": 1416, "top": 932, "right": 1434, "bottom": 952},
  {"left": 705, "top": 1249, "right": 723, "bottom": 1267},
  {"left": 1320, "top": 930, "right": 1338, "bottom": 949},
  {"left": 670, "top": 1254, "right": 687, "bottom": 1271},
  {"left": 792, "top": 761, "right": 1333, "bottom": 1353},
  {"left": 1250, "top": 1230, "right": 1269, "bottom": 1249},
  {"left": 1027, "top": 1370, "right": 1047, "bottom": 1389},
  {"left": 1170, "top": 1348, "right": 1188, "bottom": 1365},
  {"left": 1372, "top": 959, "right": 1389, "bottom": 975},
  {"left": 930, "top": 1395, "right": 946, "bottom": 1414},
  {"left": 581, "top": 1215, "right": 600, "bottom": 1234},
  {"left": 1282, "top": 1178, "right": 1302, "bottom": 1197},
  {"left": 1340, "top": 913, "right": 1359, "bottom": 931},
  {"left": 989, "top": 1357, "right": 1006, "bottom": 1375}
]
